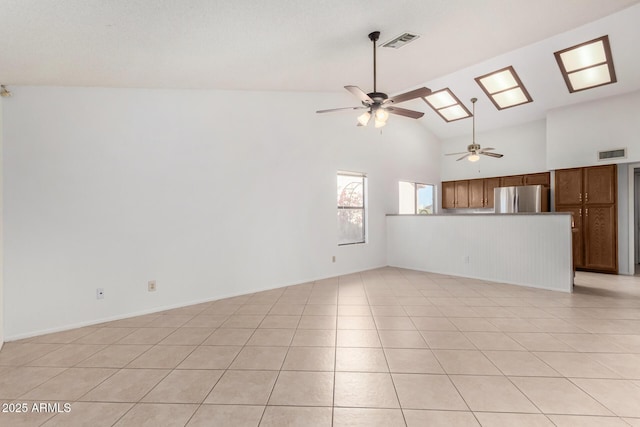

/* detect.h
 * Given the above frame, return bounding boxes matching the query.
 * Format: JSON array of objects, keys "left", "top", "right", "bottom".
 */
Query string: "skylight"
[
  {"left": 474, "top": 66, "right": 533, "bottom": 110},
  {"left": 554, "top": 35, "right": 616, "bottom": 93},
  {"left": 422, "top": 88, "right": 472, "bottom": 122}
]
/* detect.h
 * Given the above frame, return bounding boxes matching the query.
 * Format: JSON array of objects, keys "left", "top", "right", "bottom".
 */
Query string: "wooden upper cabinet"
[
  {"left": 584, "top": 164, "right": 616, "bottom": 205},
  {"left": 555, "top": 168, "right": 583, "bottom": 206},
  {"left": 484, "top": 177, "right": 501, "bottom": 208},
  {"left": 442, "top": 181, "right": 456, "bottom": 209},
  {"left": 500, "top": 175, "right": 524, "bottom": 187},
  {"left": 469, "top": 179, "right": 485, "bottom": 208},
  {"left": 524, "top": 172, "right": 550, "bottom": 186},
  {"left": 455, "top": 180, "right": 470, "bottom": 208},
  {"left": 442, "top": 171, "right": 550, "bottom": 210}
]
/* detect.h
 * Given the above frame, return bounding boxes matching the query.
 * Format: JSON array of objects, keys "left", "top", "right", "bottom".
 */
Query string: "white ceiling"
[{"left": 1, "top": 0, "right": 640, "bottom": 138}]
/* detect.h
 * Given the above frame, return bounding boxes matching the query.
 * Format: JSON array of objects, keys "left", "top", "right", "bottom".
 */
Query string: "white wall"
[
  {"left": 387, "top": 214, "right": 573, "bottom": 292},
  {"left": 2, "top": 86, "right": 440, "bottom": 340},
  {"left": 547, "top": 90, "right": 640, "bottom": 170},
  {"left": 0, "top": 97, "right": 4, "bottom": 349},
  {"left": 440, "top": 119, "right": 547, "bottom": 181},
  {"left": 618, "top": 163, "right": 630, "bottom": 275}
]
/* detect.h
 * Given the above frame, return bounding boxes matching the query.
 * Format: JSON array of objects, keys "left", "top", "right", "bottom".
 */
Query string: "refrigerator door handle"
[{"left": 514, "top": 192, "right": 519, "bottom": 213}]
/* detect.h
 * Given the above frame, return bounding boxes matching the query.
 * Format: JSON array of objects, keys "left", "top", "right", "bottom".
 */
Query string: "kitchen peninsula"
[{"left": 386, "top": 213, "right": 573, "bottom": 292}]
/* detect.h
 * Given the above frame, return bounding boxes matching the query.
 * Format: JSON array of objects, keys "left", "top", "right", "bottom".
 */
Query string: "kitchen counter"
[{"left": 386, "top": 213, "right": 573, "bottom": 292}]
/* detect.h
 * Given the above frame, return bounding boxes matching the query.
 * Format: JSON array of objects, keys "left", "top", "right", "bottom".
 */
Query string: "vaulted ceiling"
[{"left": 1, "top": 0, "right": 639, "bottom": 138}]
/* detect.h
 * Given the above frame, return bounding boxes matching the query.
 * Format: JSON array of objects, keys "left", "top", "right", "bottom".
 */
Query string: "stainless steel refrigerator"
[{"left": 494, "top": 185, "right": 548, "bottom": 213}]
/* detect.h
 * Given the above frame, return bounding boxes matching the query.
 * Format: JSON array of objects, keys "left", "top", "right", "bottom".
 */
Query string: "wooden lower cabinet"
[
  {"left": 584, "top": 205, "right": 617, "bottom": 272},
  {"left": 556, "top": 206, "right": 584, "bottom": 268}
]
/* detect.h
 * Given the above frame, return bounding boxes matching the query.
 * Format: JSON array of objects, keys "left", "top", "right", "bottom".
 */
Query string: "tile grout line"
[
  {"left": 365, "top": 271, "right": 409, "bottom": 427},
  {"left": 254, "top": 284, "right": 306, "bottom": 426}
]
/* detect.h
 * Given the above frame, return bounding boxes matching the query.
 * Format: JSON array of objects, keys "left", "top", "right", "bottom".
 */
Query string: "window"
[
  {"left": 399, "top": 181, "right": 434, "bottom": 214},
  {"left": 337, "top": 171, "right": 366, "bottom": 245}
]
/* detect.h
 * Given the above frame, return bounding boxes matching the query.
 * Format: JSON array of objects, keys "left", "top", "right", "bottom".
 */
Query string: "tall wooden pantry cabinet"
[{"left": 555, "top": 164, "right": 617, "bottom": 273}]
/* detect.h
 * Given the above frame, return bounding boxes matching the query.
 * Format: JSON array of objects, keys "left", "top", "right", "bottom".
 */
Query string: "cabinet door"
[
  {"left": 442, "top": 181, "right": 456, "bottom": 209},
  {"left": 584, "top": 205, "right": 617, "bottom": 272},
  {"left": 468, "top": 179, "right": 485, "bottom": 208},
  {"left": 584, "top": 164, "right": 616, "bottom": 205},
  {"left": 556, "top": 206, "right": 584, "bottom": 269},
  {"left": 555, "top": 168, "right": 583, "bottom": 206},
  {"left": 524, "top": 172, "right": 550, "bottom": 186},
  {"left": 455, "top": 180, "right": 469, "bottom": 208},
  {"left": 500, "top": 175, "right": 524, "bottom": 187},
  {"left": 484, "top": 178, "right": 501, "bottom": 208}
]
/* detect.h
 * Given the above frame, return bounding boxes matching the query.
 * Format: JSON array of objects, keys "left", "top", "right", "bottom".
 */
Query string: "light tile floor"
[{"left": 1, "top": 268, "right": 640, "bottom": 426}]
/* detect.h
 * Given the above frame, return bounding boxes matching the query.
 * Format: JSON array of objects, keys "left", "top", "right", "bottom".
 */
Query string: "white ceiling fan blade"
[
  {"left": 480, "top": 147, "right": 495, "bottom": 151},
  {"left": 457, "top": 153, "right": 471, "bottom": 161},
  {"left": 316, "top": 106, "right": 367, "bottom": 114},
  {"left": 345, "top": 86, "right": 374, "bottom": 104},
  {"left": 481, "top": 151, "right": 504, "bottom": 158},
  {"left": 445, "top": 151, "right": 469, "bottom": 156}
]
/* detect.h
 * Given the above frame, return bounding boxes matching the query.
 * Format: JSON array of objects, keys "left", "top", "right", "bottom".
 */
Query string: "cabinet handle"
[
  {"left": 585, "top": 208, "right": 588, "bottom": 216},
  {"left": 579, "top": 208, "right": 582, "bottom": 217},
  {"left": 585, "top": 192, "right": 588, "bottom": 202},
  {"left": 579, "top": 192, "right": 582, "bottom": 202}
]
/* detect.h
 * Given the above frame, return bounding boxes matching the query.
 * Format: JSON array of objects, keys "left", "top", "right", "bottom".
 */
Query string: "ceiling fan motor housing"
[
  {"left": 467, "top": 143, "right": 481, "bottom": 152},
  {"left": 366, "top": 92, "right": 388, "bottom": 104}
]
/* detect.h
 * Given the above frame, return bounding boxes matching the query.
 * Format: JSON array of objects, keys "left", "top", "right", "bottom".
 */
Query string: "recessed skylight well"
[
  {"left": 554, "top": 35, "right": 616, "bottom": 93},
  {"left": 474, "top": 66, "right": 533, "bottom": 110},
  {"left": 422, "top": 88, "right": 471, "bottom": 122}
]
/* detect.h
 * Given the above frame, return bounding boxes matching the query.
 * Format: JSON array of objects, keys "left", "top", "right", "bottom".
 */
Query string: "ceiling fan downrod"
[
  {"left": 369, "top": 31, "right": 380, "bottom": 93},
  {"left": 471, "top": 97, "right": 477, "bottom": 144}
]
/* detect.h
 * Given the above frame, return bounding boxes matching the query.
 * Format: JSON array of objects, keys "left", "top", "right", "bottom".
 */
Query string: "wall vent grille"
[
  {"left": 381, "top": 33, "right": 420, "bottom": 49},
  {"left": 598, "top": 148, "right": 626, "bottom": 161}
]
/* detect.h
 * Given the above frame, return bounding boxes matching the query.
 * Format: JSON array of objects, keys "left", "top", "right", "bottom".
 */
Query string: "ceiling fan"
[
  {"left": 316, "top": 31, "right": 431, "bottom": 128},
  {"left": 445, "top": 98, "right": 504, "bottom": 162}
]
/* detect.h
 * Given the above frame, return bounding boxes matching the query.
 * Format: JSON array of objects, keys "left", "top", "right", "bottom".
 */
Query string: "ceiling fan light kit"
[
  {"left": 445, "top": 98, "right": 504, "bottom": 162},
  {"left": 316, "top": 31, "right": 430, "bottom": 127}
]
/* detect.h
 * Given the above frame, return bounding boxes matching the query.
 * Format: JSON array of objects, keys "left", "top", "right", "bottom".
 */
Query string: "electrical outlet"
[
  {"left": 332, "top": 256, "right": 336, "bottom": 263},
  {"left": 148, "top": 280, "right": 156, "bottom": 292},
  {"left": 96, "top": 288, "right": 104, "bottom": 299}
]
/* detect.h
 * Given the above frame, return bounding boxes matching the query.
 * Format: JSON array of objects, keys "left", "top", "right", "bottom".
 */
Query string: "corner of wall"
[{"left": 0, "top": 96, "right": 4, "bottom": 350}]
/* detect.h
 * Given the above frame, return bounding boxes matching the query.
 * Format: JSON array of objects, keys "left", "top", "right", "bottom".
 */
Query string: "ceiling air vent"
[
  {"left": 381, "top": 33, "right": 420, "bottom": 49},
  {"left": 598, "top": 148, "right": 626, "bottom": 161}
]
